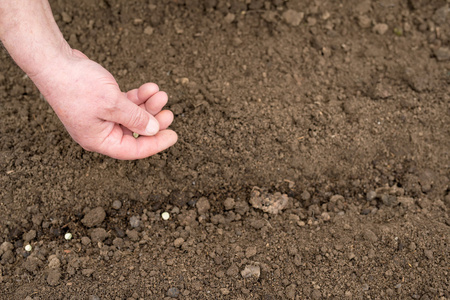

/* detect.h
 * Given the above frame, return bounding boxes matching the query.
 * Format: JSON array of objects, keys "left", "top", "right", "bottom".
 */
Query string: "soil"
[{"left": 1, "top": 0, "right": 449, "bottom": 299}]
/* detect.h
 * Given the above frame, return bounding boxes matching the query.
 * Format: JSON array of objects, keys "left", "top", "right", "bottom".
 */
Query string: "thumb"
[{"left": 109, "top": 95, "right": 160, "bottom": 136}]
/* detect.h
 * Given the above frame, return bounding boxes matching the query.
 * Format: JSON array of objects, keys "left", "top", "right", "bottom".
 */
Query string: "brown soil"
[{"left": 1, "top": 0, "right": 449, "bottom": 299}]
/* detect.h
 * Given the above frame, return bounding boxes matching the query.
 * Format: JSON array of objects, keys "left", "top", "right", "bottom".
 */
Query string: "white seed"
[
  {"left": 24, "top": 244, "right": 32, "bottom": 252},
  {"left": 161, "top": 212, "right": 170, "bottom": 220},
  {"left": 132, "top": 132, "right": 139, "bottom": 138},
  {"left": 64, "top": 232, "right": 73, "bottom": 240}
]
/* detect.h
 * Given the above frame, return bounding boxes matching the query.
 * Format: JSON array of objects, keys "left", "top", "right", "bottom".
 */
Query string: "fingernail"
[{"left": 145, "top": 118, "right": 159, "bottom": 135}]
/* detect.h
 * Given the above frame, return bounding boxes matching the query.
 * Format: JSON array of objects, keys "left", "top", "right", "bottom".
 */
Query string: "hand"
[{"left": 33, "top": 50, "right": 178, "bottom": 160}]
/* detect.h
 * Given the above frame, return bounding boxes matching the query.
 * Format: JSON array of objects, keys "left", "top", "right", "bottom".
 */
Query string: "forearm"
[{"left": 0, "top": 0, "right": 72, "bottom": 81}]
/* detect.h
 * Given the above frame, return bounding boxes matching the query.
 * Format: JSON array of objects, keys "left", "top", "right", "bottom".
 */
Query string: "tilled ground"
[{"left": 0, "top": 0, "right": 449, "bottom": 299}]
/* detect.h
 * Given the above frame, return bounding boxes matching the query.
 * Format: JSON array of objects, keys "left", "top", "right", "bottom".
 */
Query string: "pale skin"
[{"left": 0, "top": 1, "right": 178, "bottom": 160}]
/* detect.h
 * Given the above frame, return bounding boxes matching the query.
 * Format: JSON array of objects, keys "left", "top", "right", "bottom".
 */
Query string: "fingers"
[
  {"left": 126, "top": 83, "right": 159, "bottom": 105},
  {"left": 127, "top": 83, "right": 168, "bottom": 115},
  {"left": 154, "top": 110, "right": 174, "bottom": 130},
  {"left": 108, "top": 94, "right": 159, "bottom": 136},
  {"left": 100, "top": 127, "right": 178, "bottom": 160}
]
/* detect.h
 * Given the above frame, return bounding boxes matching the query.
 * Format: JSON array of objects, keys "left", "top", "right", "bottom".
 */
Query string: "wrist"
[{"left": 0, "top": 0, "right": 73, "bottom": 81}]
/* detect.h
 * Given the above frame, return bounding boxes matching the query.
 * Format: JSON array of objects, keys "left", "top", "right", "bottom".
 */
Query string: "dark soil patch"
[{"left": 1, "top": 0, "right": 449, "bottom": 299}]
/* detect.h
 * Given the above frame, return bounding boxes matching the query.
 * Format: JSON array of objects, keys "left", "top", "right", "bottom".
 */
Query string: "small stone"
[
  {"left": 241, "top": 264, "right": 260, "bottom": 278},
  {"left": 133, "top": 18, "right": 143, "bottom": 25},
  {"left": 232, "top": 37, "right": 242, "bottom": 47},
  {"left": 381, "top": 194, "right": 398, "bottom": 207},
  {"left": 362, "top": 283, "right": 369, "bottom": 291},
  {"left": 82, "top": 207, "right": 106, "bottom": 228},
  {"left": 167, "top": 287, "right": 180, "bottom": 298},
  {"left": 433, "top": 47, "right": 450, "bottom": 61},
  {"left": 282, "top": 9, "right": 304, "bottom": 26},
  {"left": 23, "top": 230, "right": 36, "bottom": 242},
  {"left": 321, "top": 212, "right": 331, "bottom": 221},
  {"left": 126, "top": 229, "right": 140, "bottom": 242},
  {"left": 363, "top": 229, "right": 378, "bottom": 243},
  {"left": 366, "top": 191, "right": 377, "bottom": 201},
  {"left": 220, "top": 288, "right": 230, "bottom": 295},
  {"left": 224, "top": 13, "right": 235, "bottom": 23},
  {"left": 82, "top": 269, "right": 95, "bottom": 277},
  {"left": 90, "top": 228, "right": 107, "bottom": 243},
  {"left": 307, "top": 17, "right": 317, "bottom": 26},
  {"left": 173, "top": 238, "right": 185, "bottom": 248},
  {"left": 88, "top": 296, "right": 100, "bottom": 300},
  {"left": 357, "top": 15, "right": 372, "bottom": 28},
  {"left": 373, "top": 23, "right": 388, "bottom": 35},
  {"left": 424, "top": 249, "right": 434, "bottom": 260},
  {"left": 111, "top": 200, "right": 122, "bottom": 210},
  {"left": 129, "top": 216, "right": 141, "bottom": 228},
  {"left": 61, "top": 12, "right": 72, "bottom": 23},
  {"left": 196, "top": 197, "right": 211, "bottom": 215},
  {"left": 144, "top": 26, "right": 154, "bottom": 35},
  {"left": 311, "top": 289, "right": 322, "bottom": 299},
  {"left": 223, "top": 198, "right": 235, "bottom": 210},
  {"left": 47, "top": 269, "right": 61, "bottom": 286},
  {"left": 285, "top": 283, "right": 297, "bottom": 299},
  {"left": 81, "top": 236, "right": 91, "bottom": 245},
  {"left": 245, "top": 246, "right": 257, "bottom": 258},
  {"left": 226, "top": 263, "right": 239, "bottom": 277},
  {"left": 301, "top": 191, "right": 311, "bottom": 201}
]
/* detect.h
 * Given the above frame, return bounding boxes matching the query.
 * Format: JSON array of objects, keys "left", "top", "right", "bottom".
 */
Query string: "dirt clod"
[{"left": 81, "top": 207, "right": 106, "bottom": 228}]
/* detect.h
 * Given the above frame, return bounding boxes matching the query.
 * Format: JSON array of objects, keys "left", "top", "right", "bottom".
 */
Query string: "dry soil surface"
[{"left": 0, "top": 0, "right": 449, "bottom": 299}]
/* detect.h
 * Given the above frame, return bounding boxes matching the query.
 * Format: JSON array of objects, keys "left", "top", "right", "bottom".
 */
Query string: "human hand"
[{"left": 32, "top": 50, "right": 178, "bottom": 160}]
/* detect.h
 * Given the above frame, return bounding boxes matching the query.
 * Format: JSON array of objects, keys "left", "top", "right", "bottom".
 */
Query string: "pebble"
[
  {"left": 143, "top": 26, "right": 154, "bottom": 35},
  {"left": 220, "top": 288, "right": 230, "bottom": 295},
  {"left": 81, "top": 236, "right": 91, "bottom": 246},
  {"left": 358, "top": 15, "right": 372, "bottom": 28},
  {"left": 23, "top": 230, "right": 36, "bottom": 242},
  {"left": 424, "top": 249, "right": 434, "bottom": 260},
  {"left": 245, "top": 246, "right": 257, "bottom": 258},
  {"left": 167, "top": 287, "right": 180, "bottom": 298},
  {"left": 301, "top": 191, "right": 311, "bottom": 201},
  {"left": 241, "top": 264, "right": 260, "bottom": 279},
  {"left": 373, "top": 23, "right": 389, "bottom": 35},
  {"left": 82, "top": 207, "right": 106, "bottom": 228},
  {"left": 363, "top": 229, "right": 378, "bottom": 243},
  {"left": 61, "top": 12, "right": 72, "bottom": 24},
  {"left": 90, "top": 228, "right": 107, "bottom": 243},
  {"left": 88, "top": 296, "right": 100, "bottom": 300},
  {"left": 173, "top": 238, "right": 185, "bottom": 248},
  {"left": 366, "top": 191, "right": 377, "bottom": 201},
  {"left": 111, "top": 200, "right": 122, "bottom": 210},
  {"left": 381, "top": 194, "right": 398, "bottom": 207},
  {"left": 82, "top": 269, "right": 95, "bottom": 277},
  {"left": 223, "top": 198, "right": 235, "bottom": 210},
  {"left": 224, "top": 13, "right": 235, "bottom": 24},
  {"left": 433, "top": 47, "right": 450, "bottom": 61},
  {"left": 129, "top": 216, "right": 141, "bottom": 228},
  {"left": 196, "top": 197, "right": 210, "bottom": 215},
  {"left": 126, "top": 229, "right": 140, "bottom": 242},
  {"left": 282, "top": 9, "right": 304, "bottom": 26},
  {"left": 285, "top": 283, "right": 297, "bottom": 299},
  {"left": 311, "top": 289, "right": 322, "bottom": 299},
  {"left": 226, "top": 263, "right": 239, "bottom": 277}
]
